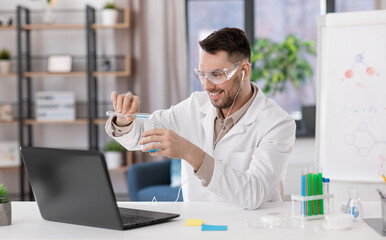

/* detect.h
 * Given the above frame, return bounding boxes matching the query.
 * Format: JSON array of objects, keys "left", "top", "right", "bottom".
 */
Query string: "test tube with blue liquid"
[
  {"left": 301, "top": 168, "right": 307, "bottom": 216},
  {"left": 106, "top": 111, "right": 159, "bottom": 152}
]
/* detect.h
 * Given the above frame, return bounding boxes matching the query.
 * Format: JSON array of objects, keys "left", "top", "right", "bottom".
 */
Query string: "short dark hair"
[{"left": 199, "top": 27, "right": 251, "bottom": 63}]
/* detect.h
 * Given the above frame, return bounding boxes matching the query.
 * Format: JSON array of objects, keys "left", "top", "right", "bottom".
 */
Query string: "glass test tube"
[{"left": 301, "top": 168, "right": 307, "bottom": 216}]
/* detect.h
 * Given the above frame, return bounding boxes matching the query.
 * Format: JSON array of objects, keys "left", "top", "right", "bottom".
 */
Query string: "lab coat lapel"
[
  {"left": 219, "top": 113, "right": 250, "bottom": 142},
  {"left": 199, "top": 101, "right": 216, "bottom": 149},
  {"left": 219, "top": 87, "right": 265, "bottom": 142}
]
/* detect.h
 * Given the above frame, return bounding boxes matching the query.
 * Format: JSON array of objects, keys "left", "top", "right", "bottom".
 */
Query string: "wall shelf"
[
  {"left": 0, "top": 26, "right": 16, "bottom": 30},
  {"left": 0, "top": 120, "right": 18, "bottom": 124},
  {"left": 92, "top": 23, "right": 129, "bottom": 29},
  {"left": 23, "top": 54, "right": 131, "bottom": 77},
  {"left": 2, "top": 119, "right": 109, "bottom": 125},
  {"left": 0, "top": 166, "right": 20, "bottom": 171},
  {"left": 22, "top": 7, "right": 130, "bottom": 30},
  {"left": 93, "top": 119, "right": 107, "bottom": 124},
  {"left": 24, "top": 71, "right": 86, "bottom": 77},
  {"left": 0, "top": 73, "right": 17, "bottom": 77},
  {"left": 23, "top": 24, "right": 85, "bottom": 30},
  {"left": 93, "top": 71, "right": 130, "bottom": 77},
  {"left": 14, "top": 5, "right": 132, "bottom": 201},
  {"left": 24, "top": 119, "right": 88, "bottom": 125},
  {"left": 23, "top": 71, "right": 130, "bottom": 78}
]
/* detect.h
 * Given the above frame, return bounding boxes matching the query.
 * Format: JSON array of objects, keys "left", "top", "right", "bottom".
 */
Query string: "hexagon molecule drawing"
[{"left": 344, "top": 122, "right": 386, "bottom": 157}]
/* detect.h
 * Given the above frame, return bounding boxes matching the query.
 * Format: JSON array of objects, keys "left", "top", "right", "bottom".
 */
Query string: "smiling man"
[{"left": 105, "top": 27, "right": 296, "bottom": 209}]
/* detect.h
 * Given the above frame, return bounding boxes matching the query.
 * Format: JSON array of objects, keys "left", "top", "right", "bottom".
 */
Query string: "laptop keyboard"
[{"left": 121, "top": 215, "right": 154, "bottom": 225}]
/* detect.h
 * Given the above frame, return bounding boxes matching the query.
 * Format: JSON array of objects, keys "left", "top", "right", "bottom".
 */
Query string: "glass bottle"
[{"left": 345, "top": 187, "right": 364, "bottom": 222}]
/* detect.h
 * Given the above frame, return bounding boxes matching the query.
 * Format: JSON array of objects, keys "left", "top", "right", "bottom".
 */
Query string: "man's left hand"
[{"left": 139, "top": 129, "right": 205, "bottom": 171}]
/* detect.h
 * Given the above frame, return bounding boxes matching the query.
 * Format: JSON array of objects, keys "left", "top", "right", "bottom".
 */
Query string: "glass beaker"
[
  {"left": 345, "top": 187, "right": 364, "bottom": 222},
  {"left": 141, "top": 116, "right": 159, "bottom": 152}
]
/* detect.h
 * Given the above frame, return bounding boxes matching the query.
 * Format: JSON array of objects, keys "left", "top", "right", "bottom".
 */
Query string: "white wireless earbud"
[{"left": 242, "top": 70, "right": 245, "bottom": 81}]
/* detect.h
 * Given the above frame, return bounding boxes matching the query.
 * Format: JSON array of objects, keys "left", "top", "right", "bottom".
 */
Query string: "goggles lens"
[{"left": 194, "top": 60, "right": 245, "bottom": 85}]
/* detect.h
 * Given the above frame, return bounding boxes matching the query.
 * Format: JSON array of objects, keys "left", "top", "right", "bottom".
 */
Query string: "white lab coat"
[{"left": 105, "top": 83, "right": 296, "bottom": 209}]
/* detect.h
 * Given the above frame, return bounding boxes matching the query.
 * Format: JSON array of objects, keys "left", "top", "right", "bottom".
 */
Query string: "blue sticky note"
[{"left": 201, "top": 224, "right": 227, "bottom": 231}]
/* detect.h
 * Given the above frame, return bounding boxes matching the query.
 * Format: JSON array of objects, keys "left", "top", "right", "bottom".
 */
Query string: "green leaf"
[
  {"left": 0, "top": 184, "right": 10, "bottom": 203},
  {"left": 0, "top": 49, "right": 11, "bottom": 60},
  {"left": 250, "top": 34, "right": 316, "bottom": 100},
  {"left": 104, "top": 140, "right": 125, "bottom": 152}
]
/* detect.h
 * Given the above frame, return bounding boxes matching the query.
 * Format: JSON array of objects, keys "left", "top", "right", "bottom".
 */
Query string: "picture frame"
[
  {"left": 0, "top": 141, "right": 20, "bottom": 167},
  {"left": 47, "top": 55, "right": 72, "bottom": 73}
]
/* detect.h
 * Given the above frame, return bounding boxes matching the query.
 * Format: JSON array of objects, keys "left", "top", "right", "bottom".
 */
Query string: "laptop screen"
[{"left": 21, "top": 147, "right": 123, "bottom": 229}]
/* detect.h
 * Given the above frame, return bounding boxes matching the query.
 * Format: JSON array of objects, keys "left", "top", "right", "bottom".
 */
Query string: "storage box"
[{"left": 35, "top": 91, "right": 75, "bottom": 121}]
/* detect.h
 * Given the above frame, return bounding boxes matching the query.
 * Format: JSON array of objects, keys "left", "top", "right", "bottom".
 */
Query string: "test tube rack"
[{"left": 291, "top": 194, "right": 334, "bottom": 220}]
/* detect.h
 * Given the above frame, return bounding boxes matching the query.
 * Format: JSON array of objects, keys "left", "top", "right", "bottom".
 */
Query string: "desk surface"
[{"left": 3, "top": 201, "right": 384, "bottom": 240}]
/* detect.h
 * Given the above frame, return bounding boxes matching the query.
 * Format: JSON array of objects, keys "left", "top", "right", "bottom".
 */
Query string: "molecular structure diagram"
[
  {"left": 344, "top": 122, "right": 386, "bottom": 157},
  {"left": 379, "top": 155, "right": 386, "bottom": 176},
  {"left": 343, "top": 53, "right": 380, "bottom": 80}
]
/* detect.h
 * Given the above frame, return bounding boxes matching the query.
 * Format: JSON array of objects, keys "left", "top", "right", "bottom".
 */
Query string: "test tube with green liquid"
[
  {"left": 318, "top": 168, "right": 324, "bottom": 215},
  {"left": 313, "top": 169, "right": 318, "bottom": 215},
  {"left": 307, "top": 167, "right": 313, "bottom": 216}
]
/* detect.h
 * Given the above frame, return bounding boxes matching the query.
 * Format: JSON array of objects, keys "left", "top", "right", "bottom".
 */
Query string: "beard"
[{"left": 208, "top": 75, "right": 242, "bottom": 110}]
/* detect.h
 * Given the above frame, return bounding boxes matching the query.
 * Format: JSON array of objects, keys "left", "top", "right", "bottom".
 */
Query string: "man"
[{"left": 105, "top": 27, "right": 296, "bottom": 209}]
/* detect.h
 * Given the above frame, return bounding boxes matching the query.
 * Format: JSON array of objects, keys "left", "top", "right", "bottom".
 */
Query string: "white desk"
[{"left": 2, "top": 201, "right": 384, "bottom": 240}]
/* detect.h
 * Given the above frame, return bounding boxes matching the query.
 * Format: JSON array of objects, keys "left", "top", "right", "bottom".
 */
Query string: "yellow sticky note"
[{"left": 185, "top": 219, "right": 204, "bottom": 226}]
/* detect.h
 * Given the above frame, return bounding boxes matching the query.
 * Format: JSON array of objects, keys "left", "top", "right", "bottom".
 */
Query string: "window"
[
  {"left": 254, "top": 0, "right": 320, "bottom": 114},
  {"left": 186, "top": 0, "right": 245, "bottom": 92},
  {"left": 335, "top": 0, "right": 375, "bottom": 12},
  {"left": 186, "top": 0, "right": 379, "bottom": 115}
]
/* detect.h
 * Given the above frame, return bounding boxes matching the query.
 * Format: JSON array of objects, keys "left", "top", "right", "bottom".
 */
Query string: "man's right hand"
[{"left": 111, "top": 91, "right": 141, "bottom": 127}]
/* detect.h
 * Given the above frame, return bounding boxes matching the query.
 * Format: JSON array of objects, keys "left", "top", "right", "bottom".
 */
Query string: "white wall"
[{"left": 284, "top": 138, "right": 316, "bottom": 197}]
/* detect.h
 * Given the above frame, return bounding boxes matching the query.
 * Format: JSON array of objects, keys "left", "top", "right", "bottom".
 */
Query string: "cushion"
[
  {"left": 170, "top": 158, "right": 181, "bottom": 187},
  {"left": 137, "top": 185, "right": 182, "bottom": 201}
]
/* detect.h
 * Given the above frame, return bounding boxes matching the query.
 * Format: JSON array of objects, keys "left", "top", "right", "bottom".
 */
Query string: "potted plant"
[
  {"left": 101, "top": 2, "right": 118, "bottom": 26},
  {"left": 250, "top": 34, "right": 316, "bottom": 134},
  {"left": 0, "top": 184, "right": 11, "bottom": 226},
  {"left": 0, "top": 49, "right": 11, "bottom": 74},
  {"left": 104, "top": 140, "right": 125, "bottom": 169},
  {"left": 42, "top": 0, "right": 58, "bottom": 24}
]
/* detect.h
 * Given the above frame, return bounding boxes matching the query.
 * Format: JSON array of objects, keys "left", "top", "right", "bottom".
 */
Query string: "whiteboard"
[{"left": 316, "top": 10, "right": 386, "bottom": 182}]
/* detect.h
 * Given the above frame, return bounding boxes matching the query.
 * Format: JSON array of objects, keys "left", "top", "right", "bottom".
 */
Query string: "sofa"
[{"left": 127, "top": 159, "right": 183, "bottom": 201}]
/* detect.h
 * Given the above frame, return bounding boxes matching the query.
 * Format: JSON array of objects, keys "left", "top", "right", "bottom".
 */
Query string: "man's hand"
[
  {"left": 139, "top": 129, "right": 205, "bottom": 171},
  {"left": 111, "top": 91, "right": 140, "bottom": 127}
]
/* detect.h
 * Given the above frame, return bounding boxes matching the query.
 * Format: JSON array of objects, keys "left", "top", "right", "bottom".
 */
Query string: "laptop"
[{"left": 20, "top": 146, "right": 180, "bottom": 230}]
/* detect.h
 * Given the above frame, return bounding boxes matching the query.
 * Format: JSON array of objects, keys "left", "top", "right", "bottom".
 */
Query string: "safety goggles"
[{"left": 193, "top": 60, "right": 247, "bottom": 85}]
